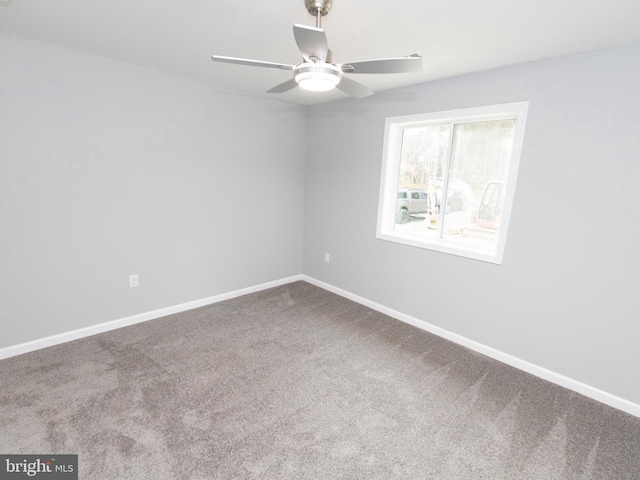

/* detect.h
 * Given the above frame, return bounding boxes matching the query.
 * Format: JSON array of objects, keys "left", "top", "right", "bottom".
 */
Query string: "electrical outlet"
[
  {"left": 129, "top": 274, "right": 139, "bottom": 288},
  {"left": 324, "top": 253, "right": 330, "bottom": 263}
]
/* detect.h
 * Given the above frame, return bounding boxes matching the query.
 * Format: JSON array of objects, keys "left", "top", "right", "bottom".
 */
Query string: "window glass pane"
[
  {"left": 394, "top": 124, "right": 451, "bottom": 237},
  {"left": 377, "top": 102, "right": 528, "bottom": 264},
  {"left": 441, "top": 120, "right": 517, "bottom": 249}
]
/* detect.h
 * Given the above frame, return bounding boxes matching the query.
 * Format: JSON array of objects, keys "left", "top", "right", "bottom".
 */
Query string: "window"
[{"left": 376, "top": 102, "right": 528, "bottom": 264}]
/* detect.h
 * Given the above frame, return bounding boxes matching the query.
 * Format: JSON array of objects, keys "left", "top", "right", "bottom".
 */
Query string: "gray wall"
[
  {"left": 0, "top": 33, "right": 306, "bottom": 349},
  {"left": 2, "top": 31, "right": 639, "bottom": 408},
  {"left": 303, "top": 44, "right": 640, "bottom": 405}
]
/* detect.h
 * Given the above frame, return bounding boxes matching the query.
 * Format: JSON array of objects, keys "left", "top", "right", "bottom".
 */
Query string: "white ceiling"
[{"left": 2, "top": 0, "right": 639, "bottom": 105}]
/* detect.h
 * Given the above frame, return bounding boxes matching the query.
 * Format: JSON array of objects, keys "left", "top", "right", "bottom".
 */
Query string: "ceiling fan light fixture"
[{"left": 294, "top": 63, "right": 341, "bottom": 92}]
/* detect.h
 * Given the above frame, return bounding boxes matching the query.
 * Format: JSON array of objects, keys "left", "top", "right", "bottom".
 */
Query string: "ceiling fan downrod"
[{"left": 304, "top": 0, "right": 333, "bottom": 28}]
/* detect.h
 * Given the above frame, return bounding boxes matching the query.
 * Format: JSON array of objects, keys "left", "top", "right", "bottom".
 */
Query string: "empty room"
[{"left": 1, "top": 0, "right": 639, "bottom": 478}]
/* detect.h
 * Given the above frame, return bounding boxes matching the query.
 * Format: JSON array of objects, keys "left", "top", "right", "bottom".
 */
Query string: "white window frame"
[{"left": 376, "top": 102, "right": 529, "bottom": 264}]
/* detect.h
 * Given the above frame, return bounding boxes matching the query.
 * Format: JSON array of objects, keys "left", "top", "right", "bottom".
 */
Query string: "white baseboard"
[
  {"left": 0, "top": 275, "right": 303, "bottom": 361},
  {"left": 302, "top": 275, "right": 640, "bottom": 419},
  {"left": 2, "top": 272, "right": 638, "bottom": 418}
]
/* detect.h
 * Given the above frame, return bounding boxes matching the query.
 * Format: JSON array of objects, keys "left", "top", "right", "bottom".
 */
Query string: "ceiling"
[{"left": 2, "top": 0, "right": 640, "bottom": 105}]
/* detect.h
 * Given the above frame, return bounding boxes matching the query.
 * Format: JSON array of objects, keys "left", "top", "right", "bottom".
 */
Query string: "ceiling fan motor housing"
[{"left": 304, "top": 0, "right": 333, "bottom": 16}]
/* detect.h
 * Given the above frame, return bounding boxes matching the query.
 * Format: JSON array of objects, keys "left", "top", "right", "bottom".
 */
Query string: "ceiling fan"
[{"left": 211, "top": 0, "right": 422, "bottom": 98}]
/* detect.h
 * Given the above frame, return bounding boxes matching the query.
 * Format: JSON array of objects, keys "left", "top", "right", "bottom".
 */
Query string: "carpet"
[{"left": 1, "top": 281, "right": 639, "bottom": 479}]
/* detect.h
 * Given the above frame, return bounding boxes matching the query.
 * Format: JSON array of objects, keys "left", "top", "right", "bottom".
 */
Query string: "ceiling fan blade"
[
  {"left": 336, "top": 76, "right": 374, "bottom": 99},
  {"left": 293, "top": 24, "right": 328, "bottom": 62},
  {"left": 341, "top": 54, "right": 422, "bottom": 74},
  {"left": 267, "top": 78, "right": 299, "bottom": 94},
  {"left": 211, "top": 55, "right": 295, "bottom": 70}
]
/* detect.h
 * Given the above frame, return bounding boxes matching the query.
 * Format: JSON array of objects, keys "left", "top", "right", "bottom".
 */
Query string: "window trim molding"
[{"left": 376, "top": 101, "right": 529, "bottom": 264}]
